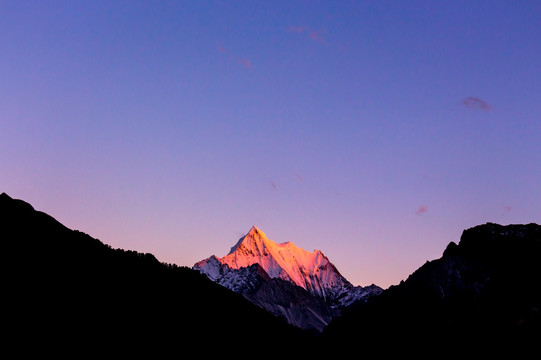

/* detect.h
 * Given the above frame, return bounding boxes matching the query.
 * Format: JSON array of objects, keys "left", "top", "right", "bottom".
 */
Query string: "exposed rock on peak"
[{"left": 194, "top": 226, "right": 382, "bottom": 331}]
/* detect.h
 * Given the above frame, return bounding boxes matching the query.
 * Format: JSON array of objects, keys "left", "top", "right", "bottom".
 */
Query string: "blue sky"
[{"left": 1, "top": 1, "right": 540, "bottom": 288}]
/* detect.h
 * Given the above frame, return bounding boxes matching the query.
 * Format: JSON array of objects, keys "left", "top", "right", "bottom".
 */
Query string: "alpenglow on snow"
[{"left": 194, "top": 226, "right": 382, "bottom": 311}]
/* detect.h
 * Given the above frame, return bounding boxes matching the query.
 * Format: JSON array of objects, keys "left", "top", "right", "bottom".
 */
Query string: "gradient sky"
[{"left": 2, "top": 1, "right": 540, "bottom": 288}]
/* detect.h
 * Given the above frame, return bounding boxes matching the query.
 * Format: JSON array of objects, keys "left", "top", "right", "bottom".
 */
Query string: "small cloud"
[
  {"left": 270, "top": 180, "right": 277, "bottom": 190},
  {"left": 415, "top": 204, "right": 428, "bottom": 216},
  {"left": 503, "top": 205, "right": 512, "bottom": 212},
  {"left": 217, "top": 44, "right": 233, "bottom": 61},
  {"left": 289, "top": 25, "right": 327, "bottom": 43},
  {"left": 218, "top": 43, "right": 252, "bottom": 69},
  {"left": 461, "top": 97, "right": 491, "bottom": 112},
  {"left": 308, "top": 29, "right": 327, "bottom": 42},
  {"left": 237, "top": 58, "right": 253, "bottom": 69},
  {"left": 295, "top": 173, "right": 304, "bottom": 182}
]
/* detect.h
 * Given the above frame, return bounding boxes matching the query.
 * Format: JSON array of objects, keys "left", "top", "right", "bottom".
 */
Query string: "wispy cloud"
[
  {"left": 461, "top": 97, "right": 491, "bottom": 112},
  {"left": 237, "top": 58, "right": 253, "bottom": 69},
  {"left": 288, "top": 26, "right": 327, "bottom": 43},
  {"left": 415, "top": 204, "right": 428, "bottom": 216},
  {"left": 308, "top": 29, "right": 327, "bottom": 42},
  {"left": 217, "top": 44, "right": 253, "bottom": 69}
]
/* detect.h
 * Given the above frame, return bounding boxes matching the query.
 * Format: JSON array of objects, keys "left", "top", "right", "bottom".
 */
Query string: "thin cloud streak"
[
  {"left": 237, "top": 58, "right": 253, "bottom": 69},
  {"left": 288, "top": 26, "right": 327, "bottom": 43},
  {"left": 217, "top": 44, "right": 253, "bottom": 69},
  {"left": 461, "top": 97, "right": 491, "bottom": 112}
]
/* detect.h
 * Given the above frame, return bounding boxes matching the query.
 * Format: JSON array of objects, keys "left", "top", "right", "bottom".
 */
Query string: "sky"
[{"left": 1, "top": 0, "right": 540, "bottom": 289}]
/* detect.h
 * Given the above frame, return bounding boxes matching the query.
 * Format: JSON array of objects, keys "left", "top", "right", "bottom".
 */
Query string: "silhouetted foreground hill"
[
  {"left": 323, "top": 222, "right": 541, "bottom": 355},
  {"left": 1, "top": 193, "right": 310, "bottom": 356},
  {"left": 3, "top": 192, "right": 540, "bottom": 356}
]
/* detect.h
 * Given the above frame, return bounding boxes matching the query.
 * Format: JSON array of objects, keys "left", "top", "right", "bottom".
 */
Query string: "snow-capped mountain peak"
[
  {"left": 195, "top": 226, "right": 381, "bottom": 302},
  {"left": 193, "top": 226, "right": 382, "bottom": 331},
  {"left": 228, "top": 225, "right": 266, "bottom": 254},
  {"left": 216, "top": 226, "right": 333, "bottom": 293}
]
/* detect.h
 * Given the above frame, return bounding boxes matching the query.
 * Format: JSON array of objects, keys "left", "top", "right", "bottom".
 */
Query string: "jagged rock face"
[
  {"left": 194, "top": 226, "right": 382, "bottom": 331},
  {"left": 193, "top": 258, "right": 334, "bottom": 331}
]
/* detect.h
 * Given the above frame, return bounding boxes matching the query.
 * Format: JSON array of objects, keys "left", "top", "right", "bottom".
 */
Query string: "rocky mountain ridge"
[{"left": 194, "top": 226, "right": 382, "bottom": 331}]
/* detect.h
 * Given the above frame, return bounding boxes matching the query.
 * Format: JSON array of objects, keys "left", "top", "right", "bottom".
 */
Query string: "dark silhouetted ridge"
[
  {"left": 323, "top": 222, "right": 541, "bottom": 355},
  {"left": 1, "top": 193, "right": 312, "bottom": 356},
  {"left": 3, "top": 192, "right": 540, "bottom": 356}
]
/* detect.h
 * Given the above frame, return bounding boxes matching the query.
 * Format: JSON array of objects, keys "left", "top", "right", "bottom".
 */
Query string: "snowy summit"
[{"left": 194, "top": 226, "right": 381, "bottom": 308}]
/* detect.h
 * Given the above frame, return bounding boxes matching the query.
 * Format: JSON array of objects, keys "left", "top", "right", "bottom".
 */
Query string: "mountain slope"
[
  {"left": 221, "top": 226, "right": 343, "bottom": 297},
  {"left": 194, "top": 257, "right": 335, "bottom": 332},
  {"left": 1, "top": 193, "right": 311, "bottom": 355},
  {"left": 323, "top": 222, "right": 541, "bottom": 354},
  {"left": 194, "top": 226, "right": 381, "bottom": 331}
]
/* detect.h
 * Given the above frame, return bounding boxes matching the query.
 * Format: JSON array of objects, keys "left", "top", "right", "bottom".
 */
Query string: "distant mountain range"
[
  {"left": 194, "top": 226, "right": 381, "bottom": 331},
  {"left": 2, "top": 192, "right": 540, "bottom": 355}
]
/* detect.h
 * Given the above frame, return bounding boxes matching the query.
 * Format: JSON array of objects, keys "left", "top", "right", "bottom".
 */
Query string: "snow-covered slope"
[
  {"left": 194, "top": 226, "right": 382, "bottom": 311},
  {"left": 196, "top": 260, "right": 334, "bottom": 332}
]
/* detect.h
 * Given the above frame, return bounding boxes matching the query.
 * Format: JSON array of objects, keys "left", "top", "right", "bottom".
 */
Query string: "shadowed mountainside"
[
  {"left": 323, "top": 222, "right": 541, "bottom": 355},
  {"left": 1, "top": 193, "right": 311, "bottom": 356}
]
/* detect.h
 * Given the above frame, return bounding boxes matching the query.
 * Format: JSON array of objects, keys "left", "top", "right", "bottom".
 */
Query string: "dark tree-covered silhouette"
[
  {"left": 1, "top": 193, "right": 311, "bottom": 356},
  {"left": 2, "top": 192, "right": 540, "bottom": 357}
]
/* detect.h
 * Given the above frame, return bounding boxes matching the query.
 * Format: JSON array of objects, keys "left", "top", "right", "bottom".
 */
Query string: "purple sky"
[{"left": 2, "top": 1, "right": 540, "bottom": 288}]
